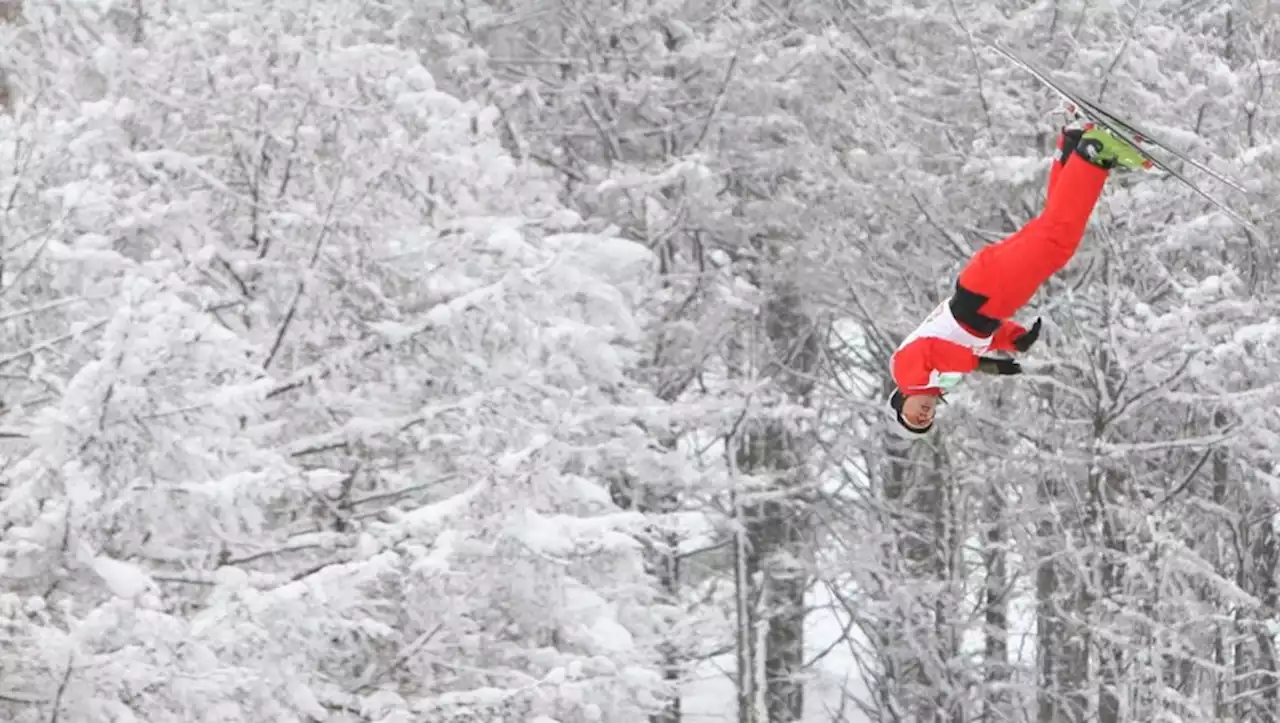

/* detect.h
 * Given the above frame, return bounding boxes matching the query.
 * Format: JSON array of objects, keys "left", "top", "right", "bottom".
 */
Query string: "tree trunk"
[
  {"left": 733, "top": 500, "right": 759, "bottom": 723},
  {"left": 1251, "top": 505, "right": 1279, "bottom": 723},
  {"left": 609, "top": 437, "right": 686, "bottom": 723},
  {"left": 0, "top": 0, "right": 17, "bottom": 112},
  {"left": 982, "top": 482, "right": 1010, "bottom": 723},
  {"left": 1211, "top": 434, "right": 1231, "bottom": 721},
  {"left": 653, "top": 524, "right": 684, "bottom": 723},
  {"left": 732, "top": 423, "right": 806, "bottom": 723},
  {"left": 1095, "top": 468, "right": 1124, "bottom": 723},
  {"left": 733, "top": 285, "right": 819, "bottom": 723},
  {"left": 878, "top": 433, "right": 948, "bottom": 723},
  {"left": 1035, "top": 468, "right": 1089, "bottom": 723},
  {"left": 938, "top": 457, "right": 964, "bottom": 723},
  {"left": 1241, "top": 452, "right": 1278, "bottom": 723}
]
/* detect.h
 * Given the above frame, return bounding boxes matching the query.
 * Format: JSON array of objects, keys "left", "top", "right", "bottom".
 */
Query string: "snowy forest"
[{"left": 0, "top": 0, "right": 1275, "bottom": 721}]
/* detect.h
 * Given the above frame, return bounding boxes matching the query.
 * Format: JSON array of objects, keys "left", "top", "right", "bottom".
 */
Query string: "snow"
[
  {"left": 286, "top": 681, "right": 328, "bottom": 719},
  {"left": 370, "top": 320, "right": 417, "bottom": 341},
  {"left": 1232, "top": 322, "right": 1280, "bottom": 345},
  {"left": 682, "top": 583, "right": 873, "bottom": 723},
  {"left": 545, "top": 233, "right": 657, "bottom": 284},
  {"left": 971, "top": 154, "right": 1046, "bottom": 186},
  {"left": 508, "top": 509, "right": 647, "bottom": 556},
  {"left": 560, "top": 581, "right": 636, "bottom": 654},
  {"left": 87, "top": 551, "right": 157, "bottom": 601},
  {"left": 374, "top": 482, "right": 484, "bottom": 540}
]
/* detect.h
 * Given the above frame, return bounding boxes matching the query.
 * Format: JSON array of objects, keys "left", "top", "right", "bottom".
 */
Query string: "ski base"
[{"left": 987, "top": 41, "right": 1260, "bottom": 237}]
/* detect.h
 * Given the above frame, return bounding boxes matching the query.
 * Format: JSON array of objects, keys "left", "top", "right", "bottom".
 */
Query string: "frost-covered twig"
[
  {"left": 261, "top": 97, "right": 317, "bottom": 259},
  {"left": 224, "top": 530, "right": 353, "bottom": 566},
  {"left": 690, "top": 45, "right": 741, "bottom": 152},
  {"left": 577, "top": 96, "right": 622, "bottom": 164},
  {"left": 349, "top": 475, "right": 458, "bottom": 508},
  {"left": 1103, "top": 350, "right": 1199, "bottom": 426},
  {"left": 45, "top": 654, "right": 73, "bottom": 723},
  {"left": 147, "top": 573, "right": 217, "bottom": 587},
  {"left": 0, "top": 317, "right": 108, "bottom": 371},
  {"left": 266, "top": 261, "right": 550, "bottom": 399},
  {"left": 2, "top": 106, "right": 42, "bottom": 217},
  {"left": 283, "top": 395, "right": 485, "bottom": 457},
  {"left": 946, "top": 0, "right": 992, "bottom": 128},
  {"left": 0, "top": 234, "right": 54, "bottom": 299},
  {"left": 0, "top": 690, "right": 47, "bottom": 704},
  {"left": 213, "top": 255, "right": 252, "bottom": 299},
  {"left": 0, "top": 296, "right": 85, "bottom": 324},
  {"left": 150, "top": 569, "right": 291, "bottom": 587},
  {"left": 262, "top": 280, "right": 303, "bottom": 371},
  {"left": 1097, "top": 428, "right": 1239, "bottom": 456},
  {"left": 1151, "top": 446, "right": 1215, "bottom": 509},
  {"left": 352, "top": 620, "right": 447, "bottom": 692}
]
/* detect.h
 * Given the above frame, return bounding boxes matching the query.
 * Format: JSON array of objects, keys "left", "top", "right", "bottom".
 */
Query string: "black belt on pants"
[{"left": 948, "top": 281, "right": 1001, "bottom": 337}]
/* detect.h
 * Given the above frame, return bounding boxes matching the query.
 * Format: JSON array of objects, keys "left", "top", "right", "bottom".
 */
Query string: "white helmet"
[{"left": 886, "top": 388, "right": 936, "bottom": 439}]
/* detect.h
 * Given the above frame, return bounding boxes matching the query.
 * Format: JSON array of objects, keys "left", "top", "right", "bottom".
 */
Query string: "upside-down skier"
[{"left": 888, "top": 124, "right": 1147, "bottom": 436}]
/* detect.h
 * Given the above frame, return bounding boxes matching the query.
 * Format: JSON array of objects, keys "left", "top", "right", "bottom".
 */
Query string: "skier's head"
[{"left": 888, "top": 388, "right": 936, "bottom": 436}]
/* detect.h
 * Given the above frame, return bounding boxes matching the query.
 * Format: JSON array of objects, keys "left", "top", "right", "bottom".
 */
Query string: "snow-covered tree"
[{"left": 0, "top": 1, "right": 684, "bottom": 720}]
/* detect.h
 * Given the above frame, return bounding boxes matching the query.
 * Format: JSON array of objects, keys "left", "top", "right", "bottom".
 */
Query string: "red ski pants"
[{"left": 955, "top": 138, "right": 1109, "bottom": 321}]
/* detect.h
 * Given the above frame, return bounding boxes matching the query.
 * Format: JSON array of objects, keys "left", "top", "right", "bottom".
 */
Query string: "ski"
[
  {"left": 986, "top": 42, "right": 1260, "bottom": 235},
  {"left": 1065, "top": 96, "right": 1248, "bottom": 195},
  {"left": 987, "top": 42, "right": 1246, "bottom": 191},
  {"left": 1085, "top": 113, "right": 1261, "bottom": 236}
]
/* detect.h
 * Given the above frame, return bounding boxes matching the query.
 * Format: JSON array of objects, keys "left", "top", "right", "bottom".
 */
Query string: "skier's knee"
[{"left": 1035, "top": 222, "right": 1085, "bottom": 258}]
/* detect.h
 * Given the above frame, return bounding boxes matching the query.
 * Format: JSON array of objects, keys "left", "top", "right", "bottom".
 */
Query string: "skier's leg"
[
  {"left": 954, "top": 151, "right": 1108, "bottom": 321},
  {"left": 949, "top": 125, "right": 1143, "bottom": 331},
  {"left": 1045, "top": 127, "right": 1084, "bottom": 198}
]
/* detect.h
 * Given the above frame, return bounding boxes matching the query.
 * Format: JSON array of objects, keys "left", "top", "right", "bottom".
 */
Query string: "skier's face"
[{"left": 901, "top": 394, "right": 937, "bottom": 429}]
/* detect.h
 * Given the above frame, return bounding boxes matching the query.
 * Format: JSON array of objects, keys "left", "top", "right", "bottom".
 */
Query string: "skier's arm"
[
  {"left": 990, "top": 317, "right": 1041, "bottom": 353},
  {"left": 891, "top": 337, "right": 980, "bottom": 395},
  {"left": 989, "top": 320, "right": 1027, "bottom": 352}
]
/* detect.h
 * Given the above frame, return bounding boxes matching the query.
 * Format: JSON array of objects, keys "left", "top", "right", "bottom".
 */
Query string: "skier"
[{"left": 888, "top": 124, "right": 1147, "bottom": 436}]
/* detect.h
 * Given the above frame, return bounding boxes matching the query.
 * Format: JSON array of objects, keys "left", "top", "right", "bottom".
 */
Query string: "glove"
[
  {"left": 1012, "top": 317, "right": 1042, "bottom": 353},
  {"left": 976, "top": 356, "right": 1022, "bottom": 375}
]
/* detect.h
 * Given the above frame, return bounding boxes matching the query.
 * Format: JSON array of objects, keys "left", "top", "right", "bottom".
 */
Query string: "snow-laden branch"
[{"left": 266, "top": 258, "right": 555, "bottom": 399}]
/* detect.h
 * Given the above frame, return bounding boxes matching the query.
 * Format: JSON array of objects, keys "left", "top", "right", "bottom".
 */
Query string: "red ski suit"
[{"left": 891, "top": 139, "right": 1109, "bottom": 396}]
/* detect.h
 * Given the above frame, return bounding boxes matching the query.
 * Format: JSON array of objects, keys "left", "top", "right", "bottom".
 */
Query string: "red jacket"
[{"left": 891, "top": 302, "right": 1026, "bottom": 396}]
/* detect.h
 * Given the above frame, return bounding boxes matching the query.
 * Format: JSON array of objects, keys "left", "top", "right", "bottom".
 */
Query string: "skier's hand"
[
  {"left": 976, "top": 356, "right": 1022, "bottom": 375},
  {"left": 1012, "top": 317, "right": 1042, "bottom": 353}
]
